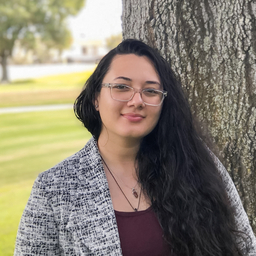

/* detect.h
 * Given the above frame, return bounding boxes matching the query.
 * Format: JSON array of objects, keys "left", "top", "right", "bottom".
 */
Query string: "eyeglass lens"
[{"left": 111, "top": 85, "right": 164, "bottom": 105}]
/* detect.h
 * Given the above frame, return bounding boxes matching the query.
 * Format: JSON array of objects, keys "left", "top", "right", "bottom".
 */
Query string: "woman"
[{"left": 15, "top": 39, "right": 256, "bottom": 255}]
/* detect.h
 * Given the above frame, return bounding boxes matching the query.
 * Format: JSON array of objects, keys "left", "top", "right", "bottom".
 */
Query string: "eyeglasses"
[{"left": 101, "top": 83, "right": 167, "bottom": 106}]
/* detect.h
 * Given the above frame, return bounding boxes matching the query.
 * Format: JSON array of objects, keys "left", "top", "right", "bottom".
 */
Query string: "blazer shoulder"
[{"left": 36, "top": 137, "right": 100, "bottom": 189}]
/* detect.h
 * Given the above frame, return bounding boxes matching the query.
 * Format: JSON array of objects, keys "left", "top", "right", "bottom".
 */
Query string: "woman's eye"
[
  {"left": 113, "top": 84, "right": 130, "bottom": 90},
  {"left": 143, "top": 89, "right": 159, "bottom": 95}
]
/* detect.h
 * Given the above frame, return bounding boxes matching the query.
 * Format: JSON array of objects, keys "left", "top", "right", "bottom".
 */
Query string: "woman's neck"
[{"left": 97, "top": 133, "right": 140, "bottom": 178}]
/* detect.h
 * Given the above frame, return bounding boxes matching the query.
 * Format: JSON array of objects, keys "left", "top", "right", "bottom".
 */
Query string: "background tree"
[
  {"left": 106, "top": 33, "right": 122, "bottom": 50},
  {"left": 0, "top": 0, "right": 85, "bottom": 83},
  {"left": 122, "top": 0, "right": 256, "bottom": 232}
]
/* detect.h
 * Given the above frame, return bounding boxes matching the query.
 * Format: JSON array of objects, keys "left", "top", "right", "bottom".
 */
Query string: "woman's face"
[{"left": 96, "top": 54, "right": 163, "bottom": 142}]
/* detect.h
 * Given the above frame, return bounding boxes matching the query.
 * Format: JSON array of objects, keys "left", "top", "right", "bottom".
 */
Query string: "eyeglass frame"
[{"left": 101, "top": 83, "right": 168, "bottom": 106}]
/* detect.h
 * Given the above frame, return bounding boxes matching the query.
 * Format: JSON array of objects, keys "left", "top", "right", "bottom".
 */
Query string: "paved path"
[
  {"left": 0, "top": 63, "right": 95, "bottom": 114},
  {"left": 0, "top": 104, "right": 73, "bottom": 114},
  {"left": 0, "top": 63, "right": 96, "bottom": 81}
]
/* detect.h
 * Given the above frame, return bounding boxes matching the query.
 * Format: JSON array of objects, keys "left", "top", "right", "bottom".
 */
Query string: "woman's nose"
[{"left": 127, "top": 91, "right": 145, "bottom": 107}]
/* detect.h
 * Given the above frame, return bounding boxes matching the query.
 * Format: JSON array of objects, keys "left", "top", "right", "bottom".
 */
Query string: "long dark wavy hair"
[{"left": 74, "top": 39, "right": 246, "bottom": 255}]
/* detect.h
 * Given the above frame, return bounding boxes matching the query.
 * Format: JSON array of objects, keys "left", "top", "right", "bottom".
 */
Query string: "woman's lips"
[{"left": 121, "top": 113, "right": 144, "bottom": 122}]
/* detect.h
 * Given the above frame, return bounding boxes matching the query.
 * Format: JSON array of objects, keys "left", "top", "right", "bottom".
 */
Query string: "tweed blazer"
[{"left": 15, "top": 137, "right": 256, "bottom": 255}]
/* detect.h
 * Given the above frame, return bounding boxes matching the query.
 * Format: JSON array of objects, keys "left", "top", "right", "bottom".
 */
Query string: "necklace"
[
  {"left": 132, "top": 188, "right": 139, "bottom": 198},
  {"left": 115, "top": 174, "right": 139, "bottom": 198},
  {"left": 100, "top": 156, "right": 142, "bottom": 212}
]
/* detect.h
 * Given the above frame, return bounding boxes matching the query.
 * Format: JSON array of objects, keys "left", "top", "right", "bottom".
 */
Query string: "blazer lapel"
[{"left": 66, "top": 138, "right": 122, "bottom": 255}]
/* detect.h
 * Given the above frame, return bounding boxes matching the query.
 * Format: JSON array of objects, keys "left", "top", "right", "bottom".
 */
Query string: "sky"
[{"left": 68, "top": 0, "right": 123, "bottom": 41}]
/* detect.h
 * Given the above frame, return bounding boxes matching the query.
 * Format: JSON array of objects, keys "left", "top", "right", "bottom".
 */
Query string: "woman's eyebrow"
[
  {"left": 114, "top": 76, "right": 132, "bottom": 81},
  {"left": 114, "top": 76, "right": 160, "bottom": 86},
  {"left": 145, "top": 81, "right": 161, "bottom": 86}
]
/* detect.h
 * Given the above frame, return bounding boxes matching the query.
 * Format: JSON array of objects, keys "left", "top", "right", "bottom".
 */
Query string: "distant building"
[
  {"left": 11, "top": 37, "right": 107, "bottom": 65},
  {"left": 62, "top": 39, "right": 108, "bottom": 63}
]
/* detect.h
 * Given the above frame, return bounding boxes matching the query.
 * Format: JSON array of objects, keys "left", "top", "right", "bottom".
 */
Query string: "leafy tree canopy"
[{"left": 0, "top": 0, "right": 85, "bottom": 55}]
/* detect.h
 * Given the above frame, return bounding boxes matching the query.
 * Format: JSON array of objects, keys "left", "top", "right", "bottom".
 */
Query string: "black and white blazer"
[{"left": 15, "top": 137, "right": 256, "bottom": 255}]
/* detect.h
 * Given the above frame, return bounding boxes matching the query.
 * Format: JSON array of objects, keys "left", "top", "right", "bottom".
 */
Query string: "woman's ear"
[{"left": 94, "top": 93, "right": 99, "bottom": 111}]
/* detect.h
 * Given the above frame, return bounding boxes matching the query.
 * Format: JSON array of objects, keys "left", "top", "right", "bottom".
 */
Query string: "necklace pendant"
[
  {"left": 134, "top": 208, "right": 137, "bottom": 211},
  {"left": 132, "top": 188, "right": 138, "bottom": 198}
]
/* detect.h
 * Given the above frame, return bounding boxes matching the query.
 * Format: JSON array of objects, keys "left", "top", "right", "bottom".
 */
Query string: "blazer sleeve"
[
  {"left": 212, "top": 155, "right": 256, "bottom": 256},
  {"left": 14, "top": 176, "right": 60, "bottom": 255}
]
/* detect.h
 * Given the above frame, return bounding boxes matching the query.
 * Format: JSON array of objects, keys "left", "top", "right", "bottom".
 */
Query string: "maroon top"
[{"left": 114, "top": 206, "right": 171, "bottom": 256}]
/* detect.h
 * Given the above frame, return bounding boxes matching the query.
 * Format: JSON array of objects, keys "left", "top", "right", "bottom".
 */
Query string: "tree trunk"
[
  {"left": 122, "top": 0, "right": 256, "bottom": 232},
  {"left": 0, "top": 51, "right": 9, "bottom": 83}
]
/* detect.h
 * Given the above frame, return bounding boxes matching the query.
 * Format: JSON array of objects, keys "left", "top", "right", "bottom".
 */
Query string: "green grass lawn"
[
  {"left": 0, "top": 69, "right": 95, "bottom": 107},
  {"left": 0, "top": 72, "right": 93, "bottom": 255}
]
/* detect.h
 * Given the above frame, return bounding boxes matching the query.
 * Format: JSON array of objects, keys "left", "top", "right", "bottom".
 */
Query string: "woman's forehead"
[{"left": 105, "top": 54, "right": 161, "bottom": 83}]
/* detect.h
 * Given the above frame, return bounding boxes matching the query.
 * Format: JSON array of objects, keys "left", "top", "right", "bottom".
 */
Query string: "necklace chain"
[
  {"left": 111, "top": 172, "right": 139, "bottom": 198},
  {"left": 116, "top": 175, "right": 139, "bottom": 194},
  {"left": 100, "top": 156, "right": 142, "bottom": 212}
]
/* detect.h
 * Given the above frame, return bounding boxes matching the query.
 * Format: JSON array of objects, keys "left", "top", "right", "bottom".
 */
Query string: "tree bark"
[
  {"left": 0, "top": 50, "right": 9, "bottom": 83},
  {"left": 122, "top": 0, "right": 256, "bottom": 232}
]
